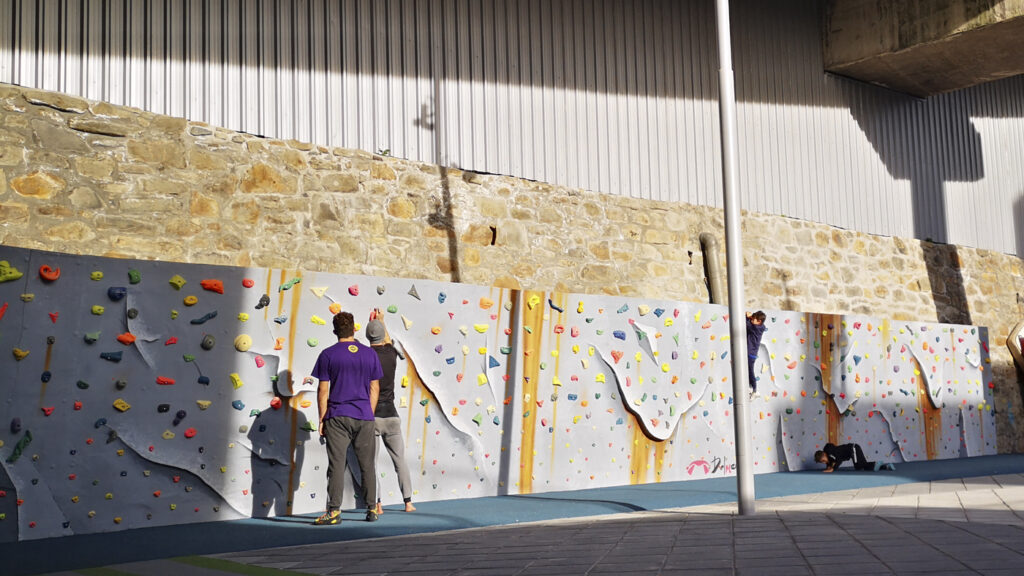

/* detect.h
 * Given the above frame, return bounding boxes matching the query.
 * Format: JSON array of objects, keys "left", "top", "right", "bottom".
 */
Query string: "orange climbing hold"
[
  {"left": 156, "top": 376, "right": 175, "bottom": 386},
  {"left": 116, "top": 332, "right": 136, "bottom": 345},
  {"left": 200, "top": 279, "right": 224, "bottom": 294},
  {"left": 39, "top": 265, "right": 60, "bottom": 282}
]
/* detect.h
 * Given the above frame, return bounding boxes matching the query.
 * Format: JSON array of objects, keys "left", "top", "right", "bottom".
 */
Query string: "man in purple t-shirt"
[{"left": 311, "top": 311, "right": 382, "bottom": 525}]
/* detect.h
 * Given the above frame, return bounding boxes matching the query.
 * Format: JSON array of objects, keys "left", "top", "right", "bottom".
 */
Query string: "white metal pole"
[{"left": 714, "top": 0, "right": 756, "bottom": 515}]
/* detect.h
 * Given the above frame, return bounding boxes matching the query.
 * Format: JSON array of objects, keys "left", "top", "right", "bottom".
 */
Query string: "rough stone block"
[{"left": 12, "top": 171, "right": 65, "bottom": 199}]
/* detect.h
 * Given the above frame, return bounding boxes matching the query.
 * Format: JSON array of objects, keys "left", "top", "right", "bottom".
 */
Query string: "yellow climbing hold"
[
  {"left": 310, "top": 315, "right": 326, "bottom": 325},
  {"left": 661, "top": 363, "right": 670, "bottom": 372},
  {"left": 12, "top": 348, "right": 29, "bottom": 361},
  {"left": 595, "top": 373, "right": 605, "bottom": 383},
  {"left": 527, "top": 295, "right": 541, "bottom": 310},
  {"left": 474, "top": 324, "right": 489, "bottom": 333},
  {"left": 162, "top": 430, "right": 175, "bottom": 440},
  {"left": 113, "top": 398, "right": 131, "bottom": 412},
  {"left": 576, "top": 301, "right": 584, "bottom": 313},
  {"left": 230, "top": 373, "right": 243, "bottom": 389},
  {"left": 237, "top": 313, "right": 250, "bottom": 322},
  {"left": 169, "top": 274, "right": 186, "bottom": 290},
  {"left": 183, "top": 295, "right": 198, "bottom": 306},
  {"left": 478, "top": 347, "right": 488, "bottom": 355},
  {"left": 197, "top": 400, "right": 212, "bottom": 410},
  {"left": 477, "top": 373, "right": 488, "bottom": 386},
  {"left": 401, "top": 375, "right": 409, "bottom": 388},
  {"left": 234, "top": 334, "right": 252, "bottom": 352}
]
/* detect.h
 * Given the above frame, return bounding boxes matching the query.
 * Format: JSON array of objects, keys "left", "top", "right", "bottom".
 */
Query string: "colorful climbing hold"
[
  {"left": 169, "top": 274, "right": 186, "bottom": 290},
  {"left": 38, "top": 265, "right": 60, "bottom": 282},
  {"left": 234, "top": 334, "right": 252, "bottom": 352},
  {"left": 200, "top": 279, "right": 224, "bottom": 294}
]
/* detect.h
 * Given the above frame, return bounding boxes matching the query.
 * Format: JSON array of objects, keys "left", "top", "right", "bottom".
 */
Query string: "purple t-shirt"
[{"left": 312, "top": 340, "right": 383, "bottom": 421}]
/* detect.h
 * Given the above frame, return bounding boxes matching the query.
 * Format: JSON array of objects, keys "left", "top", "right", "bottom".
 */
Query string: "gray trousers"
[
  {"left": 324, "top": 416, "right": 376, "bottom": 511},
  {"left": 374, "top": 416, "right": 414, "bottom": 501}
]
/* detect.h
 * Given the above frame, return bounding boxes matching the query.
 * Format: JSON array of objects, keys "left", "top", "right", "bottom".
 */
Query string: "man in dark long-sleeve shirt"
[{"left": 814, "top": 443, "right": 895, "bottom": 472}]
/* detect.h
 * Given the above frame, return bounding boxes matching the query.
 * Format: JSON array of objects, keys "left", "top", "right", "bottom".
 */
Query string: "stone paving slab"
[{"left": 34, "top": 471, "right": 1024, "bottom": 575}]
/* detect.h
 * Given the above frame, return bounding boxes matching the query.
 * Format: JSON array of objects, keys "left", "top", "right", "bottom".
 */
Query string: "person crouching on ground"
[
  {"left": 311, "top": 311, "right": 383, "bottom": 525},
  {"left": 814, "top": 442, "right": 895, "bottom": 472}
]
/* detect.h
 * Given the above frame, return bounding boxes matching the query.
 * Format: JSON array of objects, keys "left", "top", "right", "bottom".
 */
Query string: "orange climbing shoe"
[{"left": 313, "top": 510, "right": 340, "bottom": 525}]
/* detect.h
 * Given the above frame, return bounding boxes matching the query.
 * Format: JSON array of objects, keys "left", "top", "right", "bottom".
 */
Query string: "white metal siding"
[{"left": 2, "top": 0, "right": 1023, "bottom": 256}]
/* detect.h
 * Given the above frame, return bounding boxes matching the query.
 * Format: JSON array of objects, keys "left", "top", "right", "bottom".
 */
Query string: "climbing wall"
[{"left": 0, "top": 246, "right": 997, "bottom": 541}]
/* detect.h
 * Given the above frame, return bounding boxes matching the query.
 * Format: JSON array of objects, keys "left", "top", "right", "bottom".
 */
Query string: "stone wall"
[{"left": 2, "top": 82, "right": 1023, "bottom": 451}]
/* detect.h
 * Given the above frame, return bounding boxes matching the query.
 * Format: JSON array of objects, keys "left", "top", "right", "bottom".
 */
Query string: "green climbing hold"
[
  {"left": 76, "top": 380, "right": 89, "bottom": 390},
  {"left": 0, "top": 261, "right": 24, "bottom": 283},
  {"left": 6, "top": 430, "right": 32, "bottom": 463},
  {"left": 279, "top": 277, "right": 302, "bottom": 292},
  {"left": 472, "top": 414, "right": 483, "bottom": 426},
  {"left": 419, "top": 399, "right": 430, "bottom": 406},
  {"left": 300, "top": 421, "right": 316, "bottom": 432},
  {"left": 183, "top": 354, "right": 195, "bottom": 362},
  {"left": 387, "top": 305, "right": 398, "bottom": 314},
  {"left": 306, "top": 337, "right": 319, "bottom": 347},
  {"left": 128, "top": 269, "right": 141, "bottom": 284}
]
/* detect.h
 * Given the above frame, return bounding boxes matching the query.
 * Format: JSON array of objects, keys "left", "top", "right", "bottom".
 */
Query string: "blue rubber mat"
[{"left": 9, "top": 454, "right": 1024, "bottom": 576}]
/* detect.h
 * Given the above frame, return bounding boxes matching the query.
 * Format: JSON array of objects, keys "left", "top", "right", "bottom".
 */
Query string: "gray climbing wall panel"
[{"left": 0, "top": 246, "right": 996, "bottom": 541}]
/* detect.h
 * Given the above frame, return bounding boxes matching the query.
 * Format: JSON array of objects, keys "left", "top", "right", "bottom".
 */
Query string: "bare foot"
[
  {"left": 375, "top": 501, "right": 383, "bottom": 515},
  {"left": 405, "top": 502, "right": 416, "bottom": 512}
]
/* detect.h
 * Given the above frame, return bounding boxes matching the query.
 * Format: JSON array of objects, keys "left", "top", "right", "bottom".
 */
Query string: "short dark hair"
[
  {"left": 752, "top": 310, "right": 766, "bottom": 323},
  {"left": 332, "top": 311, "right": 355, "bottom": 338},
  {"left": 813, "top": 450, "right": 826, "bottom": 463}
]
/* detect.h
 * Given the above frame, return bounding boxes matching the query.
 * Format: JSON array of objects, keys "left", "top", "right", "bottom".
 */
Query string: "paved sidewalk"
[
  {"left": 30, "top": 463, "right": 1024, "bottom": 576},
  {"left": 190, "top": 472, "right": 1024, "bottom": 575}
]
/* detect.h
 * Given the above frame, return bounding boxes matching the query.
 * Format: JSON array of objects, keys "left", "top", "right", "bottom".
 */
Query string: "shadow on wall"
[
  {"left": 1017, "top": 195, "right": 1024, "bottom": 259},
  {"left": 845, "top": 85, "right": 982, "bottom": 325}
]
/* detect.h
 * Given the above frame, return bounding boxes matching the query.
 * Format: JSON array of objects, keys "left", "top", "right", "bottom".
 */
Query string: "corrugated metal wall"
[{"left": 2, "top": 0, "right": 1023, "bottom": 256}]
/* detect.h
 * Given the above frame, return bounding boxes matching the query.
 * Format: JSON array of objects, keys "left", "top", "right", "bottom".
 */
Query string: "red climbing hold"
[
  {"left": 348, "top": 285, "right": 359, "bottom": 296},
  {"left": 73, "top": 401, "right": 82, "bottom": 411},
  {"left": 42, "top": 406, "right": 55, "bottom": 416},
  {"left": 116, "top": 332, "right": 136, "bottom": 345},
  {"left": 200, "top": 279, "right": 224, "bottom": 294},
  {"left": 39, "top": 265, "right": 60, "bottom": 282},
  {"left": 184, "top": 428, "right": 197, "bottom": 439},
  {"left": 165, "top": 337, "right": 178, "bottom": 346},
  {"left": 242, "top": 278, "right": 255, "bottom": 288},
  {"left": 49, "top": 312, "right": 59, "bottom": 323},
  {"left": 0, "top": 302, "right": 8, "bottom": 321},
  {"left": 153, "top": 491, "right": 161, "bottom": 497},
  {"left": 270, "top": 397, "right": 282, "bottom": 410},
  {"left": 156, "top": 377, "right": 176, "bottom": 386}
]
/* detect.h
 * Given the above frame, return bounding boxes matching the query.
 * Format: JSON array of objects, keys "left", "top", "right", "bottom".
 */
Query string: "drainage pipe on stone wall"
[{"left": 700, "top": 232, "right": 726, "bottom": 305}]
